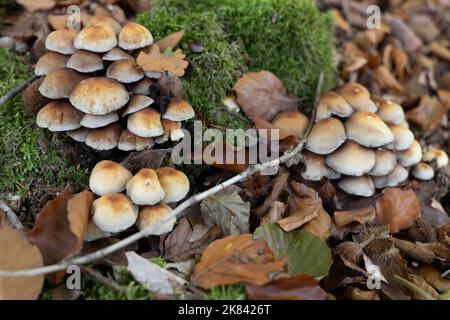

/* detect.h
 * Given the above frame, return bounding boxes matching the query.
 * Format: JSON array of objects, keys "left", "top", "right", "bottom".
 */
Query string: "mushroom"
[
  {"left": 130, "top": 78, "right": 154, "bottom": 94},
  {"left": 88, "top": 16, "right": 122, "bottom": 34},
  {"left": 66, "top": 50, "right": 104, "bottom": 73},
  {"left": 118, "top": 22, "right": 153, "bottom": 50},
  {"left": 396, "top": 140, "right": 422, "bottom": 167},
  {"left": 85, "top": 123, "right": 122, "bottom": 150},
  {"left": 80, "top": 112, "right": 119, "bottom": 129},
  {"left": 337, "top": 176, "right": 375, "bottom": 197},
  {"left": 127, "top": 108, "right": 164, "bottom": 137},
  {"left": 102, "top": 47, "right": 133, "bottom": 61},
  {"left": 326, "top": 141, "right": 376, "bottom": 176},
  {"left": 387, "top": 124, "right": 414, "bottom": 151},
  {"left": 411, "top": 163, "right": 435, "bottom": 180},
  {"left": 155, "top": 119, "right": 185, "bottom": 144},
  {"left": 377, "top": 101, "right": 405, "bottom": 124},
  {"left": 67, "top": 127, "right": 90, "bottom": 142},
  {"left": 339, "top": 83, "right": 377, "bottom": 112},
  {"left": 84, "top": 220, "right": 111, "bottom": 242},
  {"left": 118, "top": 130, "right": 154, "bottom": 151},
  {"left": 74, "top": 25, "right": 117, "bottom": 53},
  {"left": 316, "top": 91, "right": 353, "bottom": 121},
  {"left": 301, "top": 151, "right": 341, "bottom": 181},
  {"left": 368, "top": 148, "right": 397, "bottom": 176},
  {"left": 36, "top": 101, "right": 83, "bottom": 131},
  {"left": 35, "top": 52, "right": 69, "bottom": 76},
  {"left": 89, "top": 160, "right": 132, "bottom": 196},
  {"left": 136, "top": 203, "right": 176, "bottom": 235},
  {"left": 373, "top": 164, "right": 409, "bottom": 189},
  {"left": 305, "top": 118, "right": 346, "bottom": 154},
  {"left": 45, "top": 29, "right": 78, "bottom": 54},
  {"left": 422, "top": 148, "right": 449, "bottom": 168},
  {"left": 345, "top": 112, "right": 394, "bottom": 147},
  {"left": 122, "top": 94, "right": 155, "bottom": 116},
  {"left": 271, "top": 111, "right": 309, "bottom": 139},
  {"left": 106, "top": 59, "right": 144, "bottom": 83},
  {"left": 126, "top": 168, "right": 165, "bottom": 205},
  {"left": 162, "top": 99, "right": 195, "bottom": 121},
  {"left": 38, "top": 68, "right": 87, "bottom": 99},
  {"left": 156, "top": 167, "right": 190, "bottom": 203}
]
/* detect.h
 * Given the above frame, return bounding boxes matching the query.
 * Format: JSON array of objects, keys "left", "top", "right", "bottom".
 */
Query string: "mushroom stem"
[{"left": 0, "top": 75, "right": 39, "bottom": 107}]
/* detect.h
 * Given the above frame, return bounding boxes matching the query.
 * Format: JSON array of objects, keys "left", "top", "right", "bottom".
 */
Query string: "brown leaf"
[
  {"left": 385, "top": 15, "right": 422, "bottom": 53},
  {"left": 255, "top": 170, "right": 289, "bottom": 218},
  {"left": 437, "top": 89, "right": 450, "bottom": 111},
  {"left": 333, "top": 207, "right": 376, "bottom": 228},
  {"left": 120, "top": 149, "right": 169, "bottom": 174},
  {"left": 406, "top": 95, "right": 446, "bottom": 132},
  {"left": 329, "top": 9, "right": 350, "bottom": 33},
  {"left": 373, "top": 65, "right": 403, "bottom": 92},
  {"left": 376, "top": 188, "right": 421, "bottom": 233},
  {"left": 136, "top": 44, "right": 189, "bottom": 77},
  {"left": 346, "top": 287, "right": 380, "bottom": 300},
  {"left": 408, "top": 273, "right": 439, "bottom": 299},
  {"left": 191, "top": 234, "right": 285, "bottom": 289},
  {"left": 235, "top": 71, "right": 298, "bottom": 122},
  {"left": 277, "top": 196, "right": 319, "bottom": 232},
  {"left": 260, "top": 201, "right": 286, "bottom": 225},
  {"left": 391, "top": 238, "right": 435, "bottom": 264},
  {"left": 156, "top": 30, "right": 185, "bottom": 52},
  {"left": 16, "top": 0, "right": 56, "bottom": 12},
  {"left": 81, "top": 237, "right": 138, "bottom": 266},
  {"left": 429, "top": 42, "right": 450, "bottom": 62},
  {"left": 246, "top": 274, "right": 327, "bottom": 300},
  {"left": 416, "top": 266, "right": 450, "bottom": 292},
  {"left": 0, "top": 227, "right": 44, "bottom": 300}
]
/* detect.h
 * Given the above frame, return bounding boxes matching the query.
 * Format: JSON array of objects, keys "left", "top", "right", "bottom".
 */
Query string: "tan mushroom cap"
[
  {"left": 88, "top": 16, "right": 122, "bottom": 34},
  {"left": 118, "top": 22, "right": 153, "bottom": 50},
  {"left": 162, "top": 99, "right": 195, "bottom": 121},
  {"left": 397, "top": 119, "right": 410, "bottom": 129},
  {"left": 396, "top": 140, "right": 422, "bottom": 167},
  {"left": 130, "top": 77, "right": 154, "bottom": 94},
  {"left": 301, "top": 151, "right": 341, "bottom": 181},
  {"left": 81, "top": 112, "right": 119, "bottom": 129},
  {"left": 45, "top": 29, "right": 78, "bottom": 54},
  {"left": 126, "top": 168, "right": 165, "bottom": 205},
  {"left": 316, "top": 91, "right": 353, "bottom": 121},
  {"left": 106, "top": 59, "right": 144, "bottom": 83},
  {"left": 136, "top": 203, "right": 176, "bottom": 235},
  {"left": 84, "top": 220, "right": 111, "bottom": 242},
  {"left": 127, "top": 108, "right": 164, "bottom": 138},
  {"left": 74, "top": 25, "right": 117, "bottom": 53},
  {"left": 85, "top": 123, "right": 122, "bottom": 150},
  {"left": 35, "top": 52, "right": 69, "bottom": 76},
  {"left": 122, "top": 94, "right": 155, "bottom": 116},
  {"left": 271, "top": 111, "right": 309, "bottom": 139},
  {"left": 36, "top": 101, "right": 83, "bottom": 131},
  {"left": 345, "top": 112, "right": 394, "bottom": 147},
  {"left": 39, "top": 68, "right": 87, "bottom": 99},
  {"left": 89, "top": 160, "right": 132, "bottom": 196},
  {"left": 155, "top": 120, "right": 184, "bottom": 144},
  {"left": 326, "top": 141, "right": 376, "bottom": 176},
  {"left": 144, "top": 71, "right": 162, "bottom": 79},
  {"left": 70, "top": 77, "right": 129, "bottom": 115},
  {"left": 368, "top": 148, "right": 397, "bottom": 176},
  {"left": 118, "top": 130, "right": 154, "bottom": 151},
  {"left": 338, "top": 176, "right": 375, "bottom": 197},
  {"left": 67, "top": 127, "right": 90, "bottom": 142},
  {"left": 388, "top": 124, "right": 414, "bottom": 151},
  {"left": 339, "top": 83, "right": 377, "bottom": 112},
  {"left": 102, "top": 47, "right": 133, "bottom": 61},
  {"left": 66, "top": 50, "right": 104, "bottom": 73},
  {"left": 373, "top": 164, "right": 409, "bottom": 189},
  {"left": 305, "top": 118, "right": 346, "bottom": 155},
  {"left": 377, "top": 101, "right": 405, "bottom": 124},
  {"left": 92, "top": 193, "right": 138, "bottom": 233},
  {"left": 411, "top": 163, "right": 435, "bottom": 180},
  {"left": 423, "top": 148, "right": 449, "bottom": 168},
  {"left": 156, "top": 167, "right": 190, "bottom": 203}
]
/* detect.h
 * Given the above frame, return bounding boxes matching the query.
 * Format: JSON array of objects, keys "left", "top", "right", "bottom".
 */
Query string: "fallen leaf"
[
  {"left": 330, "top": 8, "right": 350, "bottom": 33},
  {"left": 156, "top": 30, "right": 185, "bottom": 52},
  {"left": 333, "top": 207, "right": 376, "bottom": 228},
  {"left": 385, "top": 15, "right": 422, "bottom": 53},
  {"left": 82, "top": 237, "right": 138, "bottom": 266},
  {"left": 376, "top": 188, "right": 421, "bottom": 233},
  {"left": 246, "top": 274, "right": 327, "bottom": 300},
  {"left": 16, "top": 0, "right": 56, "bottom": 12},
  {"left": 429, "top": 42, "right": 450, "bottom": 62},
  {"left": 346, "top": 287, "right": 380, "bottom": 300},
  {"left": 391, "top": 238, "right": 435, "bottom": 264},
  {"left": 235, "top": 71, "right": 298, "bottom": 122},
  {"left": 120, "top": 149, "right": 169, "bottom": 174},
  {"left": 191, "top": 234, "right": 285, "bottom": 289},
  {"left": 261, "top": 201, "right": 286, "bottom": 225},
  {"left": 0, "top": 227, "right": 44, "bottom": 300},
  {"left": 437, "top": 89, "right": 450, "bottom": 110},
  {"left": 406, "top": 95, "right": 446, "bottom": 132},
  {"left": 373, "top": 65, "right": 403, "bottom": 92},
  {"left": 255, "top": 170, "right": 289, "bottom": 218},
  {"left": 165, "top": 259, "right": 195, "bottom": 279},
  {"left": 416, "top": 266, "right": 450, "bottom": 292},
  {"left": 137, "top": 44, "right": 189, "bottom": 77},
  {"left": 409, "top": 273, "right": 439, "bottom": 299}
]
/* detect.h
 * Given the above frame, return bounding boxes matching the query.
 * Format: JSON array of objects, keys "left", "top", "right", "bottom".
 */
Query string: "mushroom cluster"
[
  {"left": 34, "top": 17, "right": 194, "bottom": 151},
  {"left": 270, "top": 83, "right": 436, "bottom": 197},
  {"left": 87, "top": 160, "right": 189, "bottom": 238}
]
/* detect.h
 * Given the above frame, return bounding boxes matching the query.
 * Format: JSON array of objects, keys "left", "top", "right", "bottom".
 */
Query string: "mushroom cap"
[
  {"left": 326, "top": 141, "right": 376, "bottom": 176},
  {"left": 368, "top": 148, "right": 397, "bottom": 176},
  {"left": 305, "top": 118, "right": 346, "bottom": 155},
  {"left": 81, "top": 112, "right": 119, "bottom": 129},
  {"left": 74, "top": 25, "right": 117, "bottom": 53},
  {"left": 88, "top": 16, "right": 122, "bottom": 34},
  {"left": 130, "top": 77, "right": 154, "bottom": 94},
  {"left": 316, "top": 91, "right": 353, "bottom": 121},
  {"left": 118, "top": 22, "right": 153, "bottom": 50},
  {"left": 39, "top": 68, "right": 87, "bottom": 99},
  {"left": 70, "top": 77, "right": 129, "bottom": 115},
  {"left": 338, "top": 176, "right": 375, "bottom": 197},
  {"left": 156, "top": 167, "right": 190, "bottom": 203},
  {"left": 45, "top": 29, "right": 78, "bottom": 54},
  {"left": 301, "top": 151, "right": 341, "bottom": 181},
  {"left": 126, "top": 168, "right": 165, "bottom": 205},
  {"left": 67, "top": 127, "right": 90, "bottom": 142},
  {"left": 122, "top": 94, "right": 155, "bottom": 116},
  {"left": 144, "top": 71, "right": 162, "bottom": 79},
  {"left": 102, "top": 47, "right": 133, "bottom": 61},
  {"left": 388, "top": 124, "right": 414, "bottom": 150},
  {"left": 162, "top": 99, "right": 195, "bottom": 121},
  {"left": 85, "top": 123, "right": 122, "bottom": 150},
  {"left": 127, "top": 108, "right": 164, "bottom": 137},
  {"left": 118, "top": 130, "right": 154, "bottom": 151},
  {"left": 396, "top": 140, "right": 422, "bottom": 167},
  {"left": 155, "top": 120, "right": 184, "bottom": 144},
  {"left": 66, "top": 50, "right": 104, "bottom": 73},
  {"left": 339, "top": 83, "right": 377, "bottom": 112},
  {"left": 345, "top": 112, "right": 394, "bottom": 147},
  {"left": 397, "top": 119, "right": 410, "bottom": 129},
  {"left": 36, "top": 101, "right": 83, "bottom": 131},
  {"left": 423, "top": 149, "right": 449, "bottom": 169},
  {"left": 271, "top": 111, "right": 309, "bottom": 139},
  {"left": 106, "top": 59, "right": 144, "bottom": 83},
  {"left": 84, "top": 220, "right": 111, "bottom": 242},
  {"left": 377, "top": 101, "right": 405, "bottom": 124},
  {"left": 136, "top": 203, "right": 176, "bottom": 235},
  {"left": 411, "top": 163, "right": 435, "bottom": 180},
  {"left": 92, "top": 193, "right": 138, "bottom": 233},
  {"left": 89, "top": 160, "right": 132, "bottom": 196},
  {"left": 35, "top": 52, "right": 69, "bottom": 76},
  {"left": 373, "top": 164, "right": 409, "bottom": 189}
]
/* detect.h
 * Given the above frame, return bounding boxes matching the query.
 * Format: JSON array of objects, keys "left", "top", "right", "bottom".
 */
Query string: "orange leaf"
[
  {"left": 16, "top": 0, "right": 55, "bottom": 12},
  {"left": 334, "top": 207, "right": 376, "bottom": 228},
  {"left": 406, "top": 95, "right": 446, "bottom": 132},
  {"left": 156, "top": 30, "right": 185, "bottom": 52},
  {"left": 136, "top": 44, "right": 188, "bottom": 77}
]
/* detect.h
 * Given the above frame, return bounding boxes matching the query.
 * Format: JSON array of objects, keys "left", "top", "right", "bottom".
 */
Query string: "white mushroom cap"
[
  {"left": 45, "top": 29, "right": 78, "bottom": 54},
  {"left": 36, "top": 101, "right": 83, "bottom": 131},
  {"left": 411, "top": 163, "right": 435, "bottom": 180},
  {"left": 106, "top": 59, "right": 144, "bottom": 83},
  {"left": 388, "top": 124, "right": 414, "bottom": 150},
  {"left": 345, "top": 112, "right": 394, "bottom": 147},
  {"left": 84, "top": 220, "right": 111, "bottom": 242},
  {"left": 423, "top": 149, "right": 449, "bottom": 169},
  {"left": 338, "top": 176, "right": 375, "bottom": 197},
  {"left": 85, "top": 123, "right": 122, "bottom": 150},
  {"left": 130, "top": 77, "right": 154, "bottom": 94},
  {"left": 89, "top": 160, "right": 132, "bottom": 196},
  {"left": 326, "top": 141, "right": 376, "bottom": 176},
  {"left": 126, "top": 168, "right": 165, "bottom": 205},
  {"left": 118, "top": 130, "right": 154, "bottom": 151},
  {"left": 373, "top": 164, "right": 409, "bottom": 189},
  {"left": 368, "top": 148, "right": 397, "bottom": 176},
  {"left": 122, "top": 94, "right": 155, "bottom": 116},
  {"left": 156, "top": 167, "right": 190, "bottom": 203},
  {"left": 162, "top": 99, "right": 195, "bottom": 121},
  {"left": 271, "top": 111, "right": 309, "bottom": 139},
  {"left": 88, "top": 16, "right": 122, "bottom": 34},
  {"left": 316, "top": 91, "right": 353, "bottom": 121},
  {"left": 81, "top": 112, "right": 119, "bottom": 129},
  {"left": 301, "top": 151, "right": 341, "bottom": 181},
  {"left": 397, "top": 119, "right": 410, "bottom": 129},
  {"left": 136, "top": 203, "right": 176, "bottom": 235},
  {"left": 144, "top": 71, "right": 162, "bottom": 79},
  {"left": 102, "top": 47, "right": 133, "bottom": 61},
  {"left": 305, "top": 118, "right": 346, "bottom": 155},
  {"left": 339, "top": 83, "right": 378, "bottom": 112},
  {"left": 67, "top": 127, "right": 90, "bottom": 142},
  {"left": 92, "top": 193, "right": 138, "bottom": 233},
  {"left": 35, "top": 52, "right": 69, "bottom": 76},
  {"left": 39, "top": 68, "right": 87, "bottom": 99},
  {"left": 377, "top": 101, "right": 405, "bottom": 124},
  {"left": 118, "top": 22, "right": 153, "bottom": 50},
  {"left": 155, "top": 120, "right": 184, "bottom": 144},
  {"left": 396, "top": 140, "right": 422, "bottom": 167},
  {"left": 66, "top": 50, "right": 104, "bottom": 73},
  {"left": 74, "top": 25, "right": 117, "bottom": 53},
  {"left": 127, "top": 108, "right": 164, "bottom": 138}
]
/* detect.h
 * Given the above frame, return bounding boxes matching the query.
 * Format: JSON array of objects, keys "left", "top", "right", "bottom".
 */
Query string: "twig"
[
  {"left": 0, "top": 201, "right": 24, "bottom": 231},
  {"left": 0, "top": 73, "right": 324, "bottom": 278},
  {"left": 81, "top": 266, "right": 126, "bottom": 293},
  {"left": 0, "top": 75, "right": 38, "bottom": 107}
]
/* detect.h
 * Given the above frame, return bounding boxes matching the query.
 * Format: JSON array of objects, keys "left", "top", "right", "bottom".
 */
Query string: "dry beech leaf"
[
  {"left": 191, "top": 234, "right": 285, "bottom": 289},
  {"left": 255, "top": 170, "right": 289, "bottom": 218},
  {"left": 0, "top": 227, "right": 44, "bottom": 300},
  {"left": 373, "top": 65, "right": 403, "bottom": 92},
  {"left": 437, "top": 89, "right": 450, "bottom": 110},
  {"left": 137, "top": 44, "right": 189, "bottom": 77},
  {"left": 253, "top": 117, "right": 292, "bottom": 140},
  {"left": 235, "top": 71, "right": 298, "bottom": 122},
  {"left": 429, "top": 42, "right": 450, "bottom": 62},
  {"left": 406, "top": 95, "right": 446, "bottom": 132},
  {"left": 346, "top": 287, "right": 380, "bottom": 300},
  {"left": 416, "top": 266, "right": 450, "bottom": 292},
  {"left": 156, "top": 30, "right": 185, "bottom": 52},
  {"left": 16, "top": 0, "right": 56, "bottom": 12},
  {"left": 276, "top": 195, "right": 319, "bottom": 232},
  {"left": 333, "top": 207, "right": 376, "bottom": 228},
  {"left": 409, "top": 273, "right": 439, "bottom": 299},
  {"left": 261, "top": 201, "right": 286, "bottom": 225},
  {"left": 383, "top": 45, "right": 408, "bottom": 81},
  {"left": 330, "top": 8, "right": 350, "bottom": 33},
  {"left": 385, "top": 15, "right": 422, "bottom": 53},
  {"left": 246, "top": 275, "right": 327, "bottom": 300},
  {"left": 391, "top": 238, "right": 435, "bottom": 264}
]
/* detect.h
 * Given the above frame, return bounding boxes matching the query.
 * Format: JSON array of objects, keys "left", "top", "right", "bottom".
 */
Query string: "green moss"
[
  {"left": 204, "top": 285, "right": 247, "bottom": 300},
  {"left": 84, "top": 280, "right": 153, "bottom": 300}
]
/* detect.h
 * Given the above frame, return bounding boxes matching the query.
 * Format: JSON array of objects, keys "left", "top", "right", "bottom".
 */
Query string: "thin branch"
[
  {"left": 81, "top": 266, "right": 127, "bottom": 293},
  {"left": 0, "top": 201, "right": 24, "bottom": 231},
  {"left": 0, "top": 75, "right": 39, "bottom": 107},
  {"left": 0, "top": 73, "right": 324, "bottom": 278}
]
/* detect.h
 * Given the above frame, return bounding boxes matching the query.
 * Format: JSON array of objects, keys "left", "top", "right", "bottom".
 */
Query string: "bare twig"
[
  {"left": 0, "top": 75, "right": 39, "bottom": 107},
  {"left": 0, "top": 73, "right": 324, "bottom": 278},
  {"left": 81, "top": 266, "right": 126, "bottom": 293},
  {"left": 0, "top": 201, "right": 24, "bottom": 231}
]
